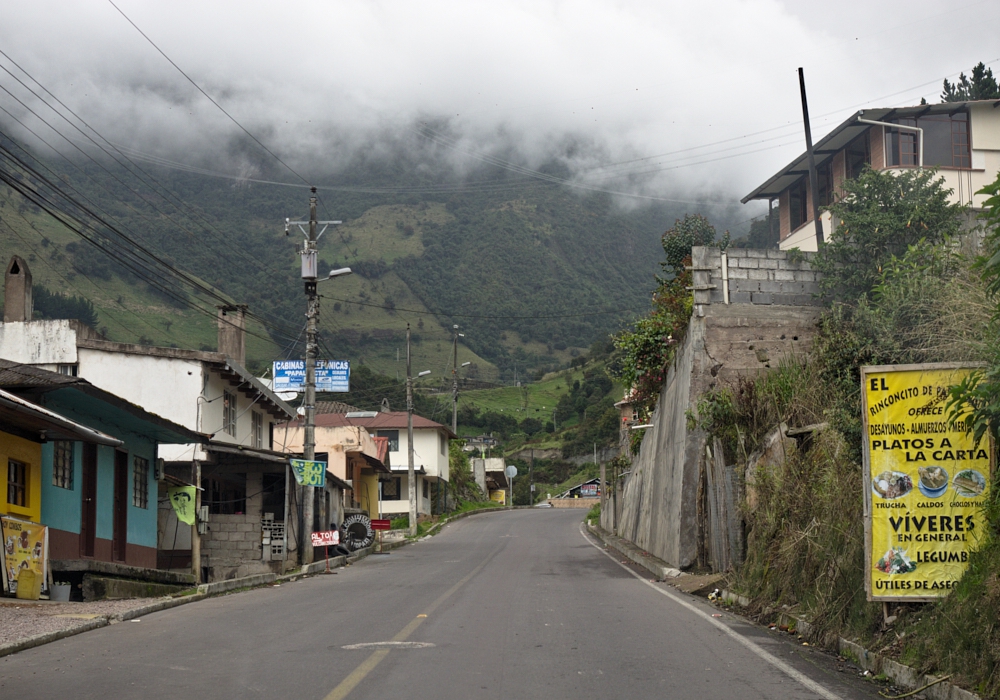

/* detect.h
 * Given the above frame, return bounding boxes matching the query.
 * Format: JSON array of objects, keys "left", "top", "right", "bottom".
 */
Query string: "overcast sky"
[{"left": 2, "top": 0, "right": 998, "bottom": 215}]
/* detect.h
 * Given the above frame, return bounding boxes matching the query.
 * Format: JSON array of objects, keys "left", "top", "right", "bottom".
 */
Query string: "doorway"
[
  {"left": 80, "top": 444, "right": 97, "bottom": 558},
  {"left": 113, "top": 450, "right": 128, "bottom": 562}
]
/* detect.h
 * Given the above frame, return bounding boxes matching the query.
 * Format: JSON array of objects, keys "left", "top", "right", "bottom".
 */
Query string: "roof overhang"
[
  {"left": 205, "top": 441, "right": 293, "bottom": 463},
  {"left": 361, "top": 452, "right": 390, "bottom": 473},
  {"left": 0, "top": 388, "right": 122, "bottom": 446},
  {"left": 741, "top": 100, "right": 997, "bottom": 204}
]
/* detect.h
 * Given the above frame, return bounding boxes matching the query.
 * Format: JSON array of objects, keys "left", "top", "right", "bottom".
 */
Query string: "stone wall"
[{"left": 605, "top": 247, "right": 824, "bottom": 571}]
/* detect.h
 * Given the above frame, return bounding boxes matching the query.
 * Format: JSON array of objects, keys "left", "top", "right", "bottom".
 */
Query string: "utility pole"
[
  {"left": 798, "top": 67, "right": 824, "bottom": 246},
  {"left": 191, "top": 459, "right": 201, "bottom": 583},
  {"left": 451, "top": 325, "right": 460, "bottom": 434},
  {"left": 285, "top": 186, "right": 342, "bottom": 565},
  {"left": 406, "top": 323, "right": 417, "bottom": 536}
]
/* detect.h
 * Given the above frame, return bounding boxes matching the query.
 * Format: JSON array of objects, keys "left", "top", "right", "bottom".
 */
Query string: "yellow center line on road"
[{"left": 323, "top": 540, "right": 507, "bottom": 700}]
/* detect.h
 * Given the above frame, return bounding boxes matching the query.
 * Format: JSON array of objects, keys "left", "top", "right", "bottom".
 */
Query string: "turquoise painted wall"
[
  {"left": 37, "top": 392, "right": 161, "bottom": 550},
  {"left": 39, "top": 441, "right": 82, "bottom": 534}
]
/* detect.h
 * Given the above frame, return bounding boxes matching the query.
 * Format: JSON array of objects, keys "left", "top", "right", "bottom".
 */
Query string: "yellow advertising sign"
[
  {"left": 489, "top": 490, "right": 506, "bottom": 505},
  {"left": 862, "top": 364, "right": 993, "bottom": 601},
  {"left": 1, "top": 516, "right": 48, "bottom": 595}
]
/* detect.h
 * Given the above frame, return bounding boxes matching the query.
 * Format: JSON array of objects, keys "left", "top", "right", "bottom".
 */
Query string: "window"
[
  {"left": 132, "top": 456, "right": 149, "bottom": 508},
  {"left": 251, "top": 411, "right": 263, "bottom": 449},
  {"left": 7, "top": 459, "right": 27, "bottom": 507},
  {"left": 422, "top": 478, "right": 429, "bottom": 499},
  {"left": 203, "top": 474, "right": 246, "bottom": 515},
  {"left": 788, "top": 178, "right": 808, "bottom": 231},
  {"left": 223, "top": 390, "right": 237, "bottom": 437},
  {"left": 57, "top": 364, "right": 78, "bottom": 377},
  {"left": 885, "top": 111, "right": 971, "bottom": 168},
  {"left": 376, "top": 430, "right": 399, "bottom": 452},
  {"left": 818, "top": 162, "right": 834, "bottom": 207},
  {"left": 52, "top": 441, "right": 74, "bottom": 490},
  {"left": 846, "top": 134, "right": 870, "bottom": 179},
  {"left": 440, "top": 433, "right": 447, "bottom": 456},
  {"left": 382, "top": 477, "right": 402, "bottom": 501}
]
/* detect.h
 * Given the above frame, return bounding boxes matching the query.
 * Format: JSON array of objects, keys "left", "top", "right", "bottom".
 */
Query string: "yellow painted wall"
[
  {"left": 357, "top": 471, "right": 380, "bottom": 517},
  {"left": 0, "top": 432, "right": 42, "bottom": 523}
]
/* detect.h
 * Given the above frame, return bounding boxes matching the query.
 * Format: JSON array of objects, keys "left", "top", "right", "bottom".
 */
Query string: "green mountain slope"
[{"left": 0, "top": 134, "right": 720, "bottom": 380}]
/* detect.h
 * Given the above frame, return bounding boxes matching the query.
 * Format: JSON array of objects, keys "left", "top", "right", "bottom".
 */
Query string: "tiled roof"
[{"left": 307, "top": 411, "right": 457, "bottom": 438}]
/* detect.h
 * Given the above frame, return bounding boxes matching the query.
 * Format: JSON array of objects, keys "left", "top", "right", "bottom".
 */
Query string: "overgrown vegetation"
[
  {"left": 609, "top": 214, "right": 727, "bottom": 412},
  {"left": 32, "top": 283, "right": 99, "bottom": 327},
  {"left": 693, "top": 168, "right": 1000, "bottom": 693}
]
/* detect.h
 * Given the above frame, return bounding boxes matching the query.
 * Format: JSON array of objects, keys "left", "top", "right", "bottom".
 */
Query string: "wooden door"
[
  {"left": 80, "top": 444, "right": 97, "bottom": 557},
  {"left": 112, "top": 450, "right": 128, "bottom": 562}
]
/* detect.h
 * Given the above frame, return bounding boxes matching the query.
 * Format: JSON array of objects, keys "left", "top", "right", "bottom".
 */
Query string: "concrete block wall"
[{"left": 691, "top": 246, "right": 823, "bottom": 307}]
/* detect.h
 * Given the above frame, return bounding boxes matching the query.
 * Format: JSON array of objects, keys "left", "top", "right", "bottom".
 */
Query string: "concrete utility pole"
[
  {"left": 451, "top": 325, "right": 460, "bottom": 434},
  {"left": 285, "top": 187, "right": 343, "bottom": 565},
  {"left": 406, "top": 324, "right": 417, "bottom": 536},
  {"left": 191, "top": 459, "right": 201, "bottom": 582}
]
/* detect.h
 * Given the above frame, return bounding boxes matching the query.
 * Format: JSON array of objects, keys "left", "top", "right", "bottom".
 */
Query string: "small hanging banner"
[
  {"left": 169, "top": 486, "right": 197, "bottom": 525},
  {"left": 290, "top": 459, "right": 327, "bottom": 488}
]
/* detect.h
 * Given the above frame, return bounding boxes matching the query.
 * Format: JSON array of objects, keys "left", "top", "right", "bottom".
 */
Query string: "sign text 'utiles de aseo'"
[{"left": 862, "top": 363, "right": 994, "bottom": 601}]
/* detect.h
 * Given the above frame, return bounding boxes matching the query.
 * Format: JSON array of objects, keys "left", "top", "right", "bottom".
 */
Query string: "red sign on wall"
[
  {"left": 370, "top": 519, "right": 391, "bottom": 531},
  {"left": 311, "top": 530, "right": 340, "bottom": 547}
]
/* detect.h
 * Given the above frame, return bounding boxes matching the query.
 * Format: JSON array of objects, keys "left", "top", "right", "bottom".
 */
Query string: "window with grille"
[
  {"left": 7, "top": 459, "right": 27, "bottom": 507},
  {"left": 223, "top": 390, "right": 237, "bottom": 437},
  {"left": 133, "top": 456, "right": 149, "bottom": 508},
  {"left": 52, "top": 440, "right": 74, "bottom": 489},
  {"left": 382, "top": 477, "right": 401, "bottom": 501},
  {"left": 252, "top": 411, "right": 263, "bottom": 449}
]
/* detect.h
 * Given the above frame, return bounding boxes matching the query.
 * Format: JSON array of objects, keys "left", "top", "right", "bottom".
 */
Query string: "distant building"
[
  {"left": 278, "top": 411, "right": 455, "bottom": 517},
  {"left": 743, "top": 100, "right": 1000, "bottom": 251}
]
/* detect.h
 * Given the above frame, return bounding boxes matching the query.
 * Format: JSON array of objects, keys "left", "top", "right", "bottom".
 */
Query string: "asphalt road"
[{"left": 0, "top": 509, "right": 886, "bottom": 699}]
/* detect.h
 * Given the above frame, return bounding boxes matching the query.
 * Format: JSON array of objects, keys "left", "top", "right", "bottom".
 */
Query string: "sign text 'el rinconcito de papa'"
[{"left": 863, "top": 363, "right": 993, "bottom": 601}]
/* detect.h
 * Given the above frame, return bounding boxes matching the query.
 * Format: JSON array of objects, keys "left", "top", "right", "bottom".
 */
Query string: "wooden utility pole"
[
  {"left": 406, "top": 324, "right": 417, "bottom": 536},
  {"left": 798, "top": 67, "right": 824, "bottom": 246}
]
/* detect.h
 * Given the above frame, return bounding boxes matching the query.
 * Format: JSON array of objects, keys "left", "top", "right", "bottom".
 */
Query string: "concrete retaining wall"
[{"left": 605, "top": 247, "right": 823, "bottom": 572}]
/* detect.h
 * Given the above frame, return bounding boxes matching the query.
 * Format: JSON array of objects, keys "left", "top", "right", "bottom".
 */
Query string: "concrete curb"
[
  {"left": 587, "top": 524, "right": 682, "bottom": 581},
  {"left": 198, "top": 573, "right": 276, "bottom": 595},
  {"left": 721, "top": 591, "right": 981, "bottom": 700}
]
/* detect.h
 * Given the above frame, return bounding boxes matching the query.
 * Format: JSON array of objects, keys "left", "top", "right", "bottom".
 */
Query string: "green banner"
[
  {"left": 168, "top": 486, "right": 197, "bottom": 525},
  {"left": 290, "top": 459, "right": 327, "bottom": 487}
]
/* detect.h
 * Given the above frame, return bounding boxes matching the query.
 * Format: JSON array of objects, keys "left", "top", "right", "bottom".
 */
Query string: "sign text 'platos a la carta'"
[{"left": 862, "top": 363, "right": 993, "bottom": 602}]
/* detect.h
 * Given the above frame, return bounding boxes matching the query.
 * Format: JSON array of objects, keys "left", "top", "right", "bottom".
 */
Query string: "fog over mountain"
[{"left": 2, "top": 0, "right": 998, "bottom": 218}]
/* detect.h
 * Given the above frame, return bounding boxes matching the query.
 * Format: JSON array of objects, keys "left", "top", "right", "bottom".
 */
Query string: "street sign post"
[
  {"left": 505, "top": 465, "right": 517, "bottom": 507},
  {"left": 371, "top": 518, "right": 391, "bottom": 554},
  {"left": 311, "top": 530, "right": 341, "bottom": 573},
  {"left": 273, "top": 360, "right": 350, "bottom": 393}
]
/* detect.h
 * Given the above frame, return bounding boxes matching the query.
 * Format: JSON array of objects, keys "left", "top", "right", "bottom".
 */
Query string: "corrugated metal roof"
[{"left": 741, "top": 100, "right": 1000, "bottom": 203}]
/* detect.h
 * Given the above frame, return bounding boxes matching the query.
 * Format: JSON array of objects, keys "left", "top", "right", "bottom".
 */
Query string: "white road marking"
[{"left": 579, "top": 524, "right": 842, "bottom": 700}]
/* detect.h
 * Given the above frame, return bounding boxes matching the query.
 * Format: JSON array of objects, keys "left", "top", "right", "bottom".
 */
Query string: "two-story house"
[{"left": 742, "top": 100, "right": 1000, "bottom": 251}]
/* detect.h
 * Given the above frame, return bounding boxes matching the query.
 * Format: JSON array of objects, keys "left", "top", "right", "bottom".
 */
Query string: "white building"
[{"left": 743, "top": 100, "right": 1000, "bottom": 251}]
